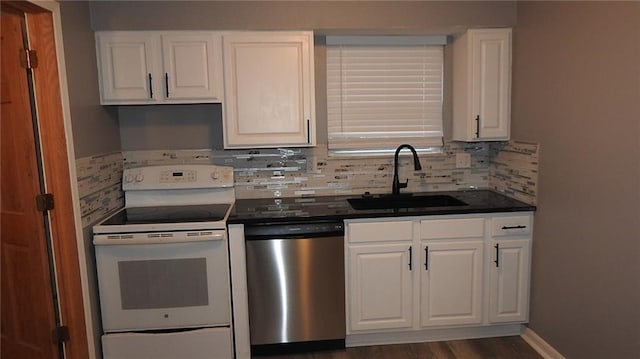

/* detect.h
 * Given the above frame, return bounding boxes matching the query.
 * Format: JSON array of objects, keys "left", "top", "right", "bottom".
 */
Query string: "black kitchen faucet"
[{"left": 392, "top": 144, "right": 422, "bottom": 195}]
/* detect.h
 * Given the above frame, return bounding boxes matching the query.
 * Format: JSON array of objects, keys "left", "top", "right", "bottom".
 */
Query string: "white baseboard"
[{"left": 520, "top": 327, "right": 566, "bottom": 359}]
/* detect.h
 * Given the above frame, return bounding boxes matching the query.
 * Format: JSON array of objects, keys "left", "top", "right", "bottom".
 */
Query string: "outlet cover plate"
[{"left": 456, "top": 153, "right": 471, "bottom": 168}]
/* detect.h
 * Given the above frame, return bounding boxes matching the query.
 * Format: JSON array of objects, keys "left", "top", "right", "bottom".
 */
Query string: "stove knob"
[
  {"left": 135, "top": 174, "right": 144, "bottom": 182},
  {"left": 210, "top": 171, "right": 219, "bottom": 180},
  {"left": 125, "top": 174, "right": 134, "bottom": 183}
]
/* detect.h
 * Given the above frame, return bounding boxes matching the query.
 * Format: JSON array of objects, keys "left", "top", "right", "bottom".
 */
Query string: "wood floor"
[{"left": 255, "top": 336, "right": 542, "bottom": 359}]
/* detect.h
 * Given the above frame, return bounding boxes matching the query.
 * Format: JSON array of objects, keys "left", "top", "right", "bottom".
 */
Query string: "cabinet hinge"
[
  {"left": 36, "top": 193, "right": 54, "bottom": 212},
  {"left": 20, "top": 49, "right": 38, "bottom": 69},
  {"left": 52, "top": 325, "right": 70, "bottom": 344}
]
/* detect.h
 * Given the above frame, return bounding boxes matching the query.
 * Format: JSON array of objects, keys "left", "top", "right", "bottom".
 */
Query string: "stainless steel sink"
[{"left": 347, "top": 194, "right": 468, "bottom": 210}]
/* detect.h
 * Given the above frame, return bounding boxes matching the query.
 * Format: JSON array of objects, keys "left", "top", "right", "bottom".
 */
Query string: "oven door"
[{"left": 94, "top": 231, "right": 230, "bottom": 332}]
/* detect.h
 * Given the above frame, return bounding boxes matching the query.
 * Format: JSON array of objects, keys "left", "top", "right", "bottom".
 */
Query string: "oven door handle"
[{"left": 93, "top": 232, "right": 225, "bottom": 245}]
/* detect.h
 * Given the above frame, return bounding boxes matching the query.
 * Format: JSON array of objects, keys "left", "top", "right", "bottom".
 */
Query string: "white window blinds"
[{"left": 326, "top": 36, "right": 445, "bottom": 154}]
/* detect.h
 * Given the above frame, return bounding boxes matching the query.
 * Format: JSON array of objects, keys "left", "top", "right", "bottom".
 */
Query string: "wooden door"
[
  {"left": 1, "top": 8, "right": 60, "bottom": 359},
  {"left": 2, "top": 2, "right": 89, "bottom": 358}
]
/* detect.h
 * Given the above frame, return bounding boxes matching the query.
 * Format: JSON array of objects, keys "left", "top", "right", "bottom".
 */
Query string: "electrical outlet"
[{"left": 456, "top": 153, "right": 471, "bottom": 168}]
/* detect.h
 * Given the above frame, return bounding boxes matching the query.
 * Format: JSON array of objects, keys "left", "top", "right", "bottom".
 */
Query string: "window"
[{"left": 326, "top": 36, "right": 446, "bottom": 155}]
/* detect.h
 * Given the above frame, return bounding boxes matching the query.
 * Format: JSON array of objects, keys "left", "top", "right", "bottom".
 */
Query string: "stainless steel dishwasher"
[{"left": 244, "top": 220, "right": 345, "bottom": 355}]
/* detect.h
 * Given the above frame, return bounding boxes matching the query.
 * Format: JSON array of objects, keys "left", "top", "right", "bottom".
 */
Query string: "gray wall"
[
  {"left": 118, "top": 104, "right": 223, "bottom": 150},
  {"left": 59, "top": 4, "right": 122, "bottom": 358},
  {"left": 511, "top": 2, "right": 640, "bottom": 358},
  {"left": 60, "top": 1, "right": 120, "bottom": 158},
  {"left": 89, "top": 1, "right": 516, "bottom": 33}
]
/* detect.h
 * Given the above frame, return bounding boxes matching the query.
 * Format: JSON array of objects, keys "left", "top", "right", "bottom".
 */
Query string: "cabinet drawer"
[
  {"left": 348, "top": 221, "right": 413, "bottom": 243},
  {"left": 492, "top": 215, "right": 532, "bottom": 237},
  {"left": 420, "top": 218, "right": 484, "bottom": 239}
]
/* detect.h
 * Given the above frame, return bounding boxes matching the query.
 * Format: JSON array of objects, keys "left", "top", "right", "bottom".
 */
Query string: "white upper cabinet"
[
  {"left": 452, "top": 28, "right": 512, "bottom": 141},
  {"left": 96, "top": 31, "right": 223, "bottom": 105},
  {"left": 222, "top": 31, "right": 316, "bottom": 148},
  {"left": 96, "top": 32, "right": 157, "bottom": 103},
  {"left": 161, "top": 33, "right": 223, "bottom": 102}
]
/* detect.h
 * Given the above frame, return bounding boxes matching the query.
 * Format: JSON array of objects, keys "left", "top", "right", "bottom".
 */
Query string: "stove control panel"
[
  {"left": 159, "top": 169, "right": 197, "bottom": 183},
  {"left": 123, "top": 165, "right": 234, "bottom": 190}
]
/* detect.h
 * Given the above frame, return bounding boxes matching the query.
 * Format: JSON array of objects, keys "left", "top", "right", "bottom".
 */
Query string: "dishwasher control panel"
[{"left": 244, "top": 221, "right": 344, "bottom": 239}]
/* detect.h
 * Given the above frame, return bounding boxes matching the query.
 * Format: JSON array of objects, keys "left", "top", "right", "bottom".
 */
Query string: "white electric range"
[{"left": 93, "top": 164, "right": 235, "bottom": 359}]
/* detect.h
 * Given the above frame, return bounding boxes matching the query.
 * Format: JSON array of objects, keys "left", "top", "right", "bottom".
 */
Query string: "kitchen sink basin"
[{"left": 347, "top": 194, "right": 468, "bottom": 210}]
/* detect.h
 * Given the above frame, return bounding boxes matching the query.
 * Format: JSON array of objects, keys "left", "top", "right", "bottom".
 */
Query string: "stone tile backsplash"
[
  {"left": 76, "top": 152, "right": 124, "bottom": 227},
  {"left": 489, "top": 141, "right": 539, "bottom": 205},
  {"left": 123, "top": 142, "right": 493, "bottom": 199},
  {"left": 78, "top": 140, "right": 538, "bottom": 225}
]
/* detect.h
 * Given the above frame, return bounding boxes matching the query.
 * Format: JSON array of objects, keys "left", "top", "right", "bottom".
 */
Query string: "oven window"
[{"left": 118, "top": 258, "right": 209, "bottom": 309}]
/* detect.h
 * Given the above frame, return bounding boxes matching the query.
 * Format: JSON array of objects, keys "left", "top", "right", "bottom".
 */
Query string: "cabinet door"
[
  {"left": 161, "top": 33, "right": 223, "bottom": 102},
  {"left": 489, "top": 239, "right": 530, "bottom": 323},
  {"left": 96, "top": 32, "right": 159, "bottom": 104},
  {"left": 470, "top": 29, "right": 511, "bottom": 140},
  {"left": 420, "top": 240, "right": 483, "bottom": 327},
  {"left": 452, "top": 28, "right": 511, "bottom": 141},
  {"left": 223, "top": 32, "right": 315, "bottom": 148},
  {"left": 348, "top": 243, "right": 413, "bottom": 332}
]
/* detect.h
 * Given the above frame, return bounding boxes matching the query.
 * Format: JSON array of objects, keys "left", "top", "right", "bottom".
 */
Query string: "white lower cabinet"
[
  {"left": 488, "top": 239, "right": 530, "bottom": 323},
  {"left": 419, "top": 217, "right": 485, "bottom": 328},
  {"left": 346, "top": 220, "right": 414, "bottom": 332},
  {"left": 420, "top": 240, "right": 483, "bottom": 327},
  {"left": 345, "top": 212, "right": 533, "bottom": 340},
  {"left": 488, "top": 214, "right": 533, "bottom": 323},
  {"left": 348, "top": 243, "right": 413, "bottom": 331}
]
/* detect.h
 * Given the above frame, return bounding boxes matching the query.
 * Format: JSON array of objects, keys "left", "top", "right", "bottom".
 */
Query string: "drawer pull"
[{"left": 502, "top": 225, "right": 526, "bottom": 230}]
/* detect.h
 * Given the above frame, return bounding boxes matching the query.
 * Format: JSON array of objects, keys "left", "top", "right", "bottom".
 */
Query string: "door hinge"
[
  {"left": 36, "top": 193, "right": 54, "bottom": 211},
  {"left": 52, "top": 325, "right": 70, "bottom": 344},
  {"left": 20, "top": 49, "right": 38, "bottom": 69}
]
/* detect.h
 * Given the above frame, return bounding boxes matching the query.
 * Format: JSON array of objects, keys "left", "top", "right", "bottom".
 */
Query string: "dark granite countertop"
[{"left": 228, "top": 190, "right": 536, "bottom": 225}]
